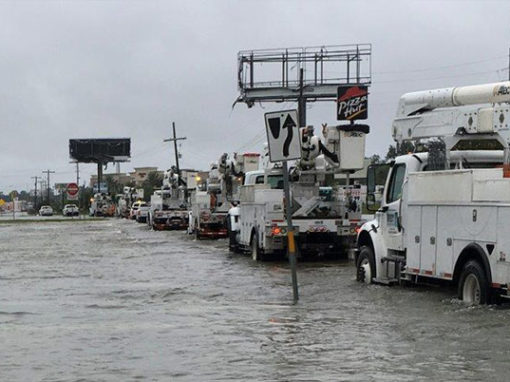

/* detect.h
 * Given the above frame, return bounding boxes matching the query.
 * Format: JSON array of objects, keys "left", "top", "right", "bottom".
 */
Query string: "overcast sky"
[{"left": 1, "top": 0, "right": 509, "bottom": 192}]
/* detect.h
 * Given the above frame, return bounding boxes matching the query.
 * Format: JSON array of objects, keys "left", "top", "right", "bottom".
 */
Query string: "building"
[
  {"left": 129, "top": 167, "right": 164, "bottom": 187},
  {"left": 89, "top": 173, "right": 133, "bottom": 188}
]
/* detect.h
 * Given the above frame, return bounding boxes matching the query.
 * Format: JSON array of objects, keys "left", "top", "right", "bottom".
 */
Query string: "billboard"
[{"left": 69, "top": 138, "right": 131, "bottom": 163}]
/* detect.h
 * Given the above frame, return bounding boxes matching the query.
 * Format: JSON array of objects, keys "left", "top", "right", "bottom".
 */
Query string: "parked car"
[
  {"left": 39, "top": 205, "right": 53, "bottom": 216},
  {"left": 129, "top": 201, "right": 141, "bottom": 220},
  {"left": 135, "top": 202, "right": 150, "bottom": 223},
  {"left": 63, "top": 204, "right": 79, "bottom": 217}
]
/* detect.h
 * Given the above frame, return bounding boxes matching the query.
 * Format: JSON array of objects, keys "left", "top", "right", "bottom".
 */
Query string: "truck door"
[{"left": 380, "top": 163, "right": 406, "bottom": 251}]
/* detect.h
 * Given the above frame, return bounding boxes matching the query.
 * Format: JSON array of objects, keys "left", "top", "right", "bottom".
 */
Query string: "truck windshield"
[
  {"left": 267, "top": 175, "right": 284, "bottom": 189},
  {"left": 386, "top": 164, "right": 406, "bottom": 203}
]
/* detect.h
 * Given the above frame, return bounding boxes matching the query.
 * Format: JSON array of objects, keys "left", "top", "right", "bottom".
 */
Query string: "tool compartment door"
[
  {"left": 404, "top": 205, "right": 422, "bottom": 273},
  {"left": 436, "top": 206, "right": 455, "bottom": 278},
  {"left": 420, "top": 206, "right": 437, "bottom": 276}
]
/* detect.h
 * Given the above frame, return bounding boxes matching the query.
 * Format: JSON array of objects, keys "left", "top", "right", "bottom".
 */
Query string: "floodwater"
[{"left": 1, "top": 219, "right": 509, "bottom": 381}]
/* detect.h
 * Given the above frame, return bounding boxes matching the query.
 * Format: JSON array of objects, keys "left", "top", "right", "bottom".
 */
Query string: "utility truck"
[
  {"left": 116, "top": 187, "right": 143, "bottom": 218},
  {"left": 189, "top": 152, "right": 259, "bottom": 239},
  {"left": 357, "top": 81, "right": 510, "bottom": 304},
  {"left": 89, "top": 193, "right": 115, "bottom": 217},
  {"left": 148, "top": 167, "right": 191, "bottom": 230},
  {"left": 230, "top": 124, "right": 368, "bottom": 260}
]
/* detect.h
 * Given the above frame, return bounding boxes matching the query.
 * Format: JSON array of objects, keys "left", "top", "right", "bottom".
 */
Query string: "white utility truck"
[
  {"left": 189, "top": 152, "right": 259, "bottom": 239},
  {"left": 357, "top": 81, "right": 510, "bottom": 304},
  {"left": 148, "top": 167, "right": 191, "bottom": 230},
  {"left": 89, "top": 193, "right": 115, "bottom": 217},
  {"left": 116, "top": 187, "right": 143, "bottom": 218},
  {"left": 231, "top": 124, "right": 368, "bottom": 260}
]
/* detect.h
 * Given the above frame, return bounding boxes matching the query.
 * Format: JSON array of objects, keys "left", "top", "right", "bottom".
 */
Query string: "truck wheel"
[
  {"left": 229, "top": 231, "right": 238, "bottom": 253},
  {"left": 458, "top": 260, "right": 489, "bottom": 305},
  {"left": 356, "top": 246, "right": 375, "bottom": 284}
]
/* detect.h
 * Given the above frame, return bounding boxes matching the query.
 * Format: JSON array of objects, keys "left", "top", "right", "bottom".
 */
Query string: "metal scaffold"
[{"left": 236, "top": 44, "right": 372, "bottom": 107}]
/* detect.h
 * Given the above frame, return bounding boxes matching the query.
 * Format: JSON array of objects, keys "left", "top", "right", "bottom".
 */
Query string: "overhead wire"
[{"left": 374, "top": 55, "right": 508, "bottom": 75}]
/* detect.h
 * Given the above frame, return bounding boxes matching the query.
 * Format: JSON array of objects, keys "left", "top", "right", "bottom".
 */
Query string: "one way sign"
[{"left": 264, "top": 110, "right": 302, "bottom": 163}]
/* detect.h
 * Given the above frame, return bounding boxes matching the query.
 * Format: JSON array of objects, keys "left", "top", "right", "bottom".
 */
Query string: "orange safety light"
[
  {"left": 504, "top": 164, "right": 510, "bottom": 178},
  {"left": 271, "top": 226, "right": 282, "bottom": 236}
]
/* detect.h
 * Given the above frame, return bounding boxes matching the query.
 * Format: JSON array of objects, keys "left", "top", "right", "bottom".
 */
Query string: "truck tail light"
[
  {"left": 504, "top": 164, "right": 510, "bottom": 178},
  {"left": 271, "top": 226, "right": 282, "bottom": 236}
]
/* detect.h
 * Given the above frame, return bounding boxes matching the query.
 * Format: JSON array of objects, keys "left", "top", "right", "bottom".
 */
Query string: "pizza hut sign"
[{"left": 337, "top": 86, "right": 368, "bottom": 121}]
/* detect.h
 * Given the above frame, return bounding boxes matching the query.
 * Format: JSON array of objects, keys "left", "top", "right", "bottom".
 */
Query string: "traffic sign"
[
  {"left": 67, "top": 183, "right": 79, "bottom": 200},
  {"left": 264, "top": 109, "right": 302, "bottom": 162}
]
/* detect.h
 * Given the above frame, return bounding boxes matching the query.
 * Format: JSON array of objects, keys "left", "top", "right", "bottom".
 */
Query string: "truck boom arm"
[{"left": 393, "top": 82, "right": 510, "bottom": 160}]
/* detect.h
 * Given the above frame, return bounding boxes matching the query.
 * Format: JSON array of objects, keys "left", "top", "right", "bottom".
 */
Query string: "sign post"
[{"left": 265, "top": 109, "right": 301, "bottom": 304}]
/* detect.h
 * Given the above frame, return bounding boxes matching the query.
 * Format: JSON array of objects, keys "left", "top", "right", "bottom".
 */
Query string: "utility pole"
[
  {"left": 31, "top": 176, "right": 39, "bottom": 211},
  {"left": 163, "top": 122, "right": 187, "bottom": 176},
  {"left": 76, "top": 162, "right": 81, "bottom": 215},
  {"left": 42, "top": 170, "right": 55, "bottom": 204}
]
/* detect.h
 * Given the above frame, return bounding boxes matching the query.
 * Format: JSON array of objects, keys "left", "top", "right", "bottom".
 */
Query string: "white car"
[
  {"left": 39, "top": 205, "right": 53, "bottom": 216},
  {"left": 129, "top": 201, "right": 141, "bottom": 220},
  {"left": 63, "top": 204, "right": 79, "bottom": 217},
  {"left": 135, "top": 202, "right": 150, "bottom": 223}
]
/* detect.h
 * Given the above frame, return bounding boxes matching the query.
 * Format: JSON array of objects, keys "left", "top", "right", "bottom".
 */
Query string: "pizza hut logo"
[{"left": 337, "top": 86, "right": 368, "bottom": 121}]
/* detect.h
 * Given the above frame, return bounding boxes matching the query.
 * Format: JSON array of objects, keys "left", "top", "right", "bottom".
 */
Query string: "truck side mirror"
[
  {"left": 366, "top": 164, "right": 390, "bottom": 212},
  {"left": 366, "top": 193, "right": 377, "bottom": 211}
]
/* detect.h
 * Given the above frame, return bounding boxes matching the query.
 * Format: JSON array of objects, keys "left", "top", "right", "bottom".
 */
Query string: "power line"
[
  {"left": 374, "top": 55, "right": 508, "bottom": 75},
  {"left": 376, "top": 67, "right": 505, "bottom": 84}
]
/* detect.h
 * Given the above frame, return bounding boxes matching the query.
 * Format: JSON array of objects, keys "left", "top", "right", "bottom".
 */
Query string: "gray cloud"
[{"left": 0, "top": 0, "right": 509, "bottom": 191}]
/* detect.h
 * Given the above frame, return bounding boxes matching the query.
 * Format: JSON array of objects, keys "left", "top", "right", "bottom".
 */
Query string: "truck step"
[{"left": 373, "top": 277, "right": 399, "bottom": 286}]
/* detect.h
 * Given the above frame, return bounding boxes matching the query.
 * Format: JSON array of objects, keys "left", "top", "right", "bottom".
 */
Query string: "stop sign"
[{"left": 67, "top": 183, "right": 79, "bottom": 196}]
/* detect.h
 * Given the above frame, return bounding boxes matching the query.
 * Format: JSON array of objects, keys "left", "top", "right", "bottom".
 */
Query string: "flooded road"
[{"left": 1, "top": 219, "right": 509, "bottom": 381}]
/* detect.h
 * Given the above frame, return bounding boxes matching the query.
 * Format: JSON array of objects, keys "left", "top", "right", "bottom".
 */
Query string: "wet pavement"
[{"left": 1, "top": 219, "right": 510, "bottom": 381}]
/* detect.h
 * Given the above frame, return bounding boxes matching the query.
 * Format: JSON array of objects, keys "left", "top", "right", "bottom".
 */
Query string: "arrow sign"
[
  {"left": 264, "top": 110, "right": 301, "bottom": 163},
  {"left": 282, "top": 113, "right": 296, "bottom": 157}
]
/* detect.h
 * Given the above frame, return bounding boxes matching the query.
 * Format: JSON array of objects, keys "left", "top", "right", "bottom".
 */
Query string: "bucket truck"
[
  {"left": 116, "top": 187, "right": 142, "bottom": 218},
  {"left": 189, "top": 152, "right": 260, "bottom": 239},
  {"left": 230, "top": 124, "right": 368, "bottom": 260},
  {"left": 148, "top": 166, "right": 190, "bottom": 230},
  {"left": 357, "top": 81, "right": 510, "bottom": 305},
  {"left": 89, "top": 193, "right": 116, "bottom": 217}
]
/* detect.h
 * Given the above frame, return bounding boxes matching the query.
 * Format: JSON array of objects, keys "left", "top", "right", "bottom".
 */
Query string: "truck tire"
[
  {"left": 458, "top": 260, "right": 490, "bottom": 305},
  {"left": 228, "top": 230, "right": 238, "bottom": 253},
  {"left": 356, "top": 246, "right": 375, "bottom": 284}
]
